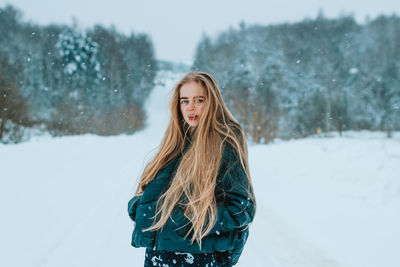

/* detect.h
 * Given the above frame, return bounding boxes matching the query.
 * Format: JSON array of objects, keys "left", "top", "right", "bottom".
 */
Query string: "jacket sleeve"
[
  {"left": 127, "top": 195, "right": 141, "bottom": 222},
  {"left": 212, "top": 146, "right": 255, "bottom": 233}
]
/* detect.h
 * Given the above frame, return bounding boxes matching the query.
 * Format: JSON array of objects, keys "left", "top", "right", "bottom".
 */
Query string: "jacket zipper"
[{"left": 153, "top": 230, "right": 159, "bottom": 250}]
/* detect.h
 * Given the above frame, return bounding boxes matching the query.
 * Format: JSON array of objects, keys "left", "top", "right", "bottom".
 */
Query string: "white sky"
[{"left": 1, "top": 0, "right": 399, "bottom": 63}]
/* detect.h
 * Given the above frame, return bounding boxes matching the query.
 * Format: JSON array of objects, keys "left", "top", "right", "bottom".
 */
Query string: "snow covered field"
[{"left": 1, "top": 72, "right": 400, "bottom": 267}]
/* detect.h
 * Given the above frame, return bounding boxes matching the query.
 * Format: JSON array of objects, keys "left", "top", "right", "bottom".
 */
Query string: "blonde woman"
[{"left": 127, "top": 71, "right": 256, "bottom": 267}]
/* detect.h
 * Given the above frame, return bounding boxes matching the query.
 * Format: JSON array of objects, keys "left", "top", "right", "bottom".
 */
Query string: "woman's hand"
[{"left": 127, "top": 195, "right": 141, "bottom": 221}]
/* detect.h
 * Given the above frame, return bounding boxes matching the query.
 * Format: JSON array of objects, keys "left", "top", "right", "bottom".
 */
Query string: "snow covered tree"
[
  {"left": 363, "top": 16, "right": 400, "bottom": 137},
  {"left": 56, "top": 28, "right": 100, "bottom": 77}
]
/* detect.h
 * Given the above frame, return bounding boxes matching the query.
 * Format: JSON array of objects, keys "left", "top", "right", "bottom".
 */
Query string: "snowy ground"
[{"left": 1, "top": 71, "right": 400, "bottom": 267}]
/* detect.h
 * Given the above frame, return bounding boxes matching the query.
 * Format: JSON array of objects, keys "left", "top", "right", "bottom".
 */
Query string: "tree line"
[
  {"left": 1, "top": 5, "right": 399, "bottom": 144},
  {"left": 193, "top": 13, "right": 400, "bottom": 142},
  {"left": 0, "top": 5, "right": 157, "bottom": 143}
]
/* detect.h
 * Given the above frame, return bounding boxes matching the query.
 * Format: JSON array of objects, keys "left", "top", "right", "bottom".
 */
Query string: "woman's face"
[{"left": 179, "top": 81, "right": 207, "bottom": 128}]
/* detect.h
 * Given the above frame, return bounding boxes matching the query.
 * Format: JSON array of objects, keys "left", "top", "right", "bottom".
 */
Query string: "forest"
[
  {"left": 1, "top": 5, "right": 399, "bottom": 144},
  {"left": 0, "top": 5, "right": 157, "bottom": 143},
  {"left": 193, "top": 13, "right": 400, "bottom": 142}
]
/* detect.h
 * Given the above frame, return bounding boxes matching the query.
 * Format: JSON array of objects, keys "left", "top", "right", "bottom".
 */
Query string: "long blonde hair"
[{"left": 136, "top": 71, "right": 254, "bottom": 245}]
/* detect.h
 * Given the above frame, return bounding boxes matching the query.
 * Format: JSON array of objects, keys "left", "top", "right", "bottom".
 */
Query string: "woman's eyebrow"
[{"left": 180, "top": 96, "right": 206, "bottom": 99}]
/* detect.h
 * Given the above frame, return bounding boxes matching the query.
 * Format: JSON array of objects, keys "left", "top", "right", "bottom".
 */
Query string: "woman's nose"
[{"left": 187, "top": 102, "right": 195, "bottom": 110}]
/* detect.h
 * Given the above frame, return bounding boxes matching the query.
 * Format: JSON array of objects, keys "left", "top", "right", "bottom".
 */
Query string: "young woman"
[{"left": 127, "top": 71, "right": 256, "bottom": 267}]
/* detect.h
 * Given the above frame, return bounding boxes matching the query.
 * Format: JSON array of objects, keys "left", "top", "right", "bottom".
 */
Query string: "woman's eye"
[{"left": 180, "top": 99, "right": 204, "bottom": 104}]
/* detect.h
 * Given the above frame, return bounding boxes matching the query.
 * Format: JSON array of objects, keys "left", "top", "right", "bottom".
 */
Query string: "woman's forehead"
[{"left": 179, "top": 81, "right": 206, "bottom": 98}]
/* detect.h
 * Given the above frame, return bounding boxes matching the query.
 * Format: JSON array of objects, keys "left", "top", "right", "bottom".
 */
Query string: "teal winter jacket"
[{"left": 127, "top": 142, "right": 255, "bottom": 266}]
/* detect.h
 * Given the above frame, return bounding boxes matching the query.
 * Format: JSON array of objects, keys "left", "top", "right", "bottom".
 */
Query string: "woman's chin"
[
  {"left": 189, "top": 122, "right": 199, "bottom": 128},
  {"left": 185, "top": 120, "right": 199, "bottom": 127}
]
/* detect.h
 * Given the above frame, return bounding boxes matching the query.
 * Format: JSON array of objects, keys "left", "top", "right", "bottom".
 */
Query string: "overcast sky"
[{"left": 1, "top": 0, "right": 399, "bottom": 64}]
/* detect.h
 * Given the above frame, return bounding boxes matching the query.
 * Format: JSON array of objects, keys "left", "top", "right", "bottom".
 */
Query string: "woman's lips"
[{"left": 188, "top": 115, "right": 198, "bottom": 121}]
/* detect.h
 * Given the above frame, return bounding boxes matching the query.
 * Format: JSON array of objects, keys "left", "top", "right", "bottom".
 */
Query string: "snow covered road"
[{"left": 1, "top": 71, "right": 400, "bottom": 267}]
